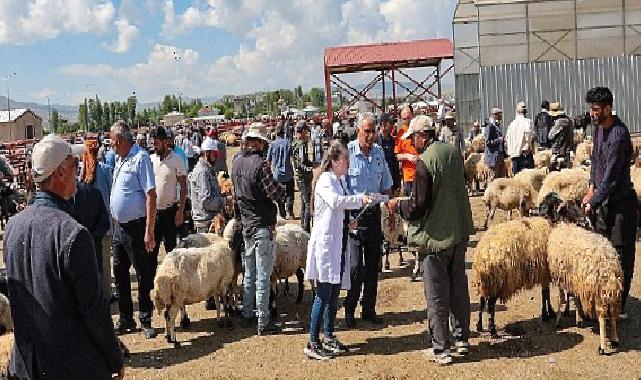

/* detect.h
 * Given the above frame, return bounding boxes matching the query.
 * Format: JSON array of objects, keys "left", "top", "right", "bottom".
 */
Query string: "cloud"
[
  {"left": 32, "top": 89, "right": 57, "bottom": 99},
  {"left": 0, "top": 0, "right": 116, "bottom": 45},
  {"left": 59, "top": 64, "right": 114, "bottom": 76},
  {"left": 103, "top": 18, "right": 139, "bottom": 53}
]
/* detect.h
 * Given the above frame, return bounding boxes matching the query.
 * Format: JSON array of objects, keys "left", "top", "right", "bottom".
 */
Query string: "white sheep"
[
  {"left": 573, "top": 141, "right": 593, "bottom": 167},
  {"left": 272, "top": 223, "right": 311, "bottom": 304},
  {"left": 152, "top": 238, "right": 237, "bottom": 346},
  {"left": 177, "top": 233, "right": 220, "bottom": 249},
  {"left": 482, "top": 178, "right": 537, "bottom": 229},
  {"left": 380, "top": 202, "right": 407, "bottom": 270},
  {"left": 473, "top": 217, "right": 554, "bottom": 336},
  {"left": 464, "top": 153, "right": 490, "bottom": 194},
  {"left": 514, "top": 168, "right": 548, "bottom": 192},
  {"left": 547, "top": 223, "right": 623, "bottom": 355},
  {"left": 537, "top": 167, "right": 590, "bottom": 205},
  {"left": 0, "top": 294, "right": 12, "bottom": 335},
  {"left": 534, "top": 149, "right": 553, "bottom": 169}
]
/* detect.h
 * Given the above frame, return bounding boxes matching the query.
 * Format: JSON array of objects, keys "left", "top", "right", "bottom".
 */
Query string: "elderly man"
[
  {"left": 439, "top": 111, "right": 465, "bottom": 156},
  {"left": 151, "top": 126, "right": 187, "bottom": 259},
  {"left": 582, "top": 87, "right": 637, "bottom": 319},
  {"left": 396, "top": 105, "right": 419, "bottom": 195},
  {"left": 232, "top": 123, "right": 285, "bottom": 335},
  {"left": 5, "top": 135, "right": 124, "bottom": 379},
  {"left": 267, "top": 123, "right": 295, "bottom": 219},
  {"left": 344, "top": 115, "right": 393, "bottom": 327},
  {"left": 388, "top": 115, "right": 473, "bottom": 365},
  {"left": 484, "top": 107, "right": 505, "bottom": 181},
  {"left": 505, "top": 102, "right": 534, "bottom": 175},
  {"left": 110, "top": 121, "right": 158, "bottom": 339},
  {"left": 190, "top": 138, "right": 230, "bottom": 233},
  {"left": 535, "top": 101, "right": 552, "bottom": 148}
]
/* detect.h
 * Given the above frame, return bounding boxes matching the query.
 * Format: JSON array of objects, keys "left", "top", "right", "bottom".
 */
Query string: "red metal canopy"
[{"left": 323, "top": 38, "right": 454, "bottom": 115}]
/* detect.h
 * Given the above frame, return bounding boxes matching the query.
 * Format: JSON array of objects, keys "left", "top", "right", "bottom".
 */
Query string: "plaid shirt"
[{"left": 259, "top": 159, "right": 286, "bottom": 202}]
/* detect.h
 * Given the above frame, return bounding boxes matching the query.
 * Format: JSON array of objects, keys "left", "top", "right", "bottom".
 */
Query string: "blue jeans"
[
  {"left": 309, "top": 282, "right": 341, "bottom": 343},
  {"left": 242, "top": 228, "right": 274, "bottom": 329}
]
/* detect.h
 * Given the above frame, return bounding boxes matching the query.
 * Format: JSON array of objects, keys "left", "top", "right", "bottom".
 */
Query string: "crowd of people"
[{"left": 1, "top": 86, "right": 636, "bottom": 377}]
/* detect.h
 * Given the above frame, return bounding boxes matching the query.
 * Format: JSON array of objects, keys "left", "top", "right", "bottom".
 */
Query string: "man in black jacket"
[
  {"left": 534, "top": 101, "right": 552, "bottom": 148},
  {"left": 4, "top": 134, "right": 124, "bottom": 379}
]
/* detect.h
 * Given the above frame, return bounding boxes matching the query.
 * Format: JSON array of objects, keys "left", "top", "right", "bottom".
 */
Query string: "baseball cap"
[
  {"left": 402, "top": 115, "right": 435, "bottom": 139},
  {"left": 201, "top": 137, "right": 219, "bottom": 152},
  {"left": 31, "top": 134, "right": 72, "bottom": 183}
]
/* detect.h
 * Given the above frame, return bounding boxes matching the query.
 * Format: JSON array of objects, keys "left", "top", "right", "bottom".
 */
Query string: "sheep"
[
  {"left": 574, "top": 141, "right": 593, "bottom": 167},
  {"left": 502, "top": 157, "right": 513, "bottom": 178},
  {"left": 514, "top": 168, "right": 548, "bottom": 192},
  {"left": 272, "top": 223, "right": 311, "bottom": 305},
  {"left": 380, "top": 202, "right": 407, "bottom": 270},
  {"left": 536, "top": 167, "right": 590, "bottom": 205},
  {"left": 471, "top": 135, "right": 485, "bottom": 153},
  {"left": 534, "top": 149, "right": 553, "bottom": 169},
  {"left": 482, "top": 178, "right": 537, "bottom": 229},
  {"left": 0, "top": 294, "right": 12, "bottom": 335},
  {"left": 0, "top": 333, "right": 13, "bottom": 376},
  {"left": 210, "top": 171, "right": 234, "bottom": 235},
  {"left": 152, "top": 239, "right": 237, "bottom": 346},
  {"left": 547, "top": 223, "right": 623, "bottom": 355},
  {"left": 573, "top": 129, "right": 585, "bottom": 147},
  {"left": 177, "top": 232, "right": 220, "bottom": 249},
  {"left": 473, "top": 217, "right": 554, "bottom": 337},
  {"left": 464, "top": 153, "right": 490, "bottom": 194}
]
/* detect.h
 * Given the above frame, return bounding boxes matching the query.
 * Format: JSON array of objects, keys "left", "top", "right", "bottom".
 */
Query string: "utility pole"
[{"left": 4, "top": 72, "right": 16, "bottom": 120}]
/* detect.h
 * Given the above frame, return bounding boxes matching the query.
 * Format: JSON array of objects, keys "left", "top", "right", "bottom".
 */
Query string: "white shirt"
[
  {"left": 151, "top": 150, "right": 187, "bottom": 210},
  {"left": 505, "top": 114, "right": 533, "bottom": 158},
  {"left": 305, "top": 172, "right": 363, "bottom": 285},
  {"left": 182, "top": 138, "right": 195, "bottom": 157}
]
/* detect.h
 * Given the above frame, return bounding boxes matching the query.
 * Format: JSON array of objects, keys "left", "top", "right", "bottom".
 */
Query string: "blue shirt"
[
  {"left": 110, "top": 144, "right": 156, "bottom": 223},
  {"left": 267, "top": 138, "right": 294, "bottom": 183},
  {"left": 105, "top": 149, "right": 116, "bottom": 169},
  {"left": 346, "top": 140, "right": 393, "bottom": 195},
  {"left": 173, "top": 145, "right": 189, "bottom": 172}
]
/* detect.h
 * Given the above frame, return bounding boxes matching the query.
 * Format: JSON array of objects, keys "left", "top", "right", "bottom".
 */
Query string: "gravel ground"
[{"left": 117, "top": 147, "right": 641, "bottom": 379}]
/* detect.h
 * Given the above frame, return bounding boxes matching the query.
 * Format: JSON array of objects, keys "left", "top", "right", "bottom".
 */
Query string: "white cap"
[
  {"left": 245, "top": 122, "right": 269, "bottom": 142},
  {"left": 136, "top": 133, "right": 145, "bottom": 140},
  {"left": 402, "top": 115, "right": 434, "bottom": 139},
  {"left": 201, "top": 137, "right": 218, "bottom": 152},
  {"left": 31, "top": 134, "right": 72, "bottom": 183},
  {"left": 70, "top": 144, "right": 85, "bottom": 156}
]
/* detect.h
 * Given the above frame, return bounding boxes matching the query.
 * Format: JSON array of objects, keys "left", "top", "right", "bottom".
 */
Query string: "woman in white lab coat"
[{"left": 304, "top": 141, "right": 370, "bottom": 360}]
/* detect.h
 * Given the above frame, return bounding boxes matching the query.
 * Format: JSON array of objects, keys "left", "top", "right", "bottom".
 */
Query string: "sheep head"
[{"left": 538, "top": 192, "right": 590, "bottom": 227}]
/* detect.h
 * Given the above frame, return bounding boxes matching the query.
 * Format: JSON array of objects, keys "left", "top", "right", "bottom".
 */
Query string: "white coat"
[{"left": 305, "top": 171, "right": 363, "bottom": 287}]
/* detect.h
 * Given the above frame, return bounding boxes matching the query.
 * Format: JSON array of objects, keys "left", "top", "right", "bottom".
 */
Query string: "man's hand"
[
  {"left": 348, "top": 220, "right": 358, "bottom": 230},
  {"left": 113, "top": 366, "right": 125, "bottom": 380},
  {"left": 387, "top": 199, "right": 398, "bottom": 214},
  {"left": 362, "top": 195, "right": 372, "bottom": 205},
  {"left": 144, "top": 231, "right": 156, "bottom": 253},
  {"left": 225, "top": 195, "right": 234, "bottom": 208},
  {"left": 175, "top": 209, "right": 184, "bottom": 227},
  {"left": 583, "top": 202, "right": 592, "bottom": 214},
  {"left": 408, "top": 155, "right": 418, "bottom": 163}
]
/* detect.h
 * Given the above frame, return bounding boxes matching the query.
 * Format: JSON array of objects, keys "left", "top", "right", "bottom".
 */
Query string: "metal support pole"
[
  {"left": 391, "top": 67, "right": 397, "bottom": 114},
  {"left": 381, "top": 70, "right": 386, "bottom": 112},
  {"left": 437, "top": 64, "right": 442, "bottom": 99},
  {"left": 324, "top": 66, "right": 333, "bottom": 116}
]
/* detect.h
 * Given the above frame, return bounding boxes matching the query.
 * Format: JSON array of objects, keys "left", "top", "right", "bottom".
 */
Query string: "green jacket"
[{"left": 407, "top": 142, "right": 474, "bottom": 253}]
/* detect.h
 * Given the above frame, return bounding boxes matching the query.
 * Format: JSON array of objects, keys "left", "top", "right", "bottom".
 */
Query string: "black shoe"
[
  {"left": 345, "top": 313, "right": 356, "bottom": 328},
  {"left": 362, "top": 312, "right": 383, "bottom": 325},
  {"left": 110, "top": 294, "right": 118, "bottom": 304},
  {"left": 257, "top": 320, "right": 279, "bottom": 336},
  {"left": 240, "top": 317, "right": 256, "bottom": 328},
  {"left": 304, "top": 342, "right": 333, "bottom": 361},
  {"left": 205, "top": 297, "right": 217, "bottom": 311},
  {"left": 322, "top": 337, "right": 349, "bottom": 354},
  {"left": 115, "top": 318, "right": 136, "bottom": 335},
  {"left": 141, "top": 324, "right": 157, "bottom": 339}
]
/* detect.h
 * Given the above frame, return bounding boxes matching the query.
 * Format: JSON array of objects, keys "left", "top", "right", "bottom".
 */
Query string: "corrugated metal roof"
[
  {"left": 0, "top": 109, "right": 28, "bottom": 123},
  {"left": 324, "top": 39, "right": 453, "bottom": 74}
]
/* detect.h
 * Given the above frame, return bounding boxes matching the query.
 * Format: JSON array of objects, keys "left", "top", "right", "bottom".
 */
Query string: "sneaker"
[
  {"left": 115, "top": 318, "right": 136, "bottom": 335},
  {"left": 257, "top": 320, "right": 279, "bottom": 336},
  {"left": 304, "top": 342, "right": 333, "bottom": 361},
  {"left": 142, "top": 325, "right": 157, "bottom": 339},
  {"left": 205, "top": 297, "right": 217, "bottom": 311},
  {"left": 361, "top": 312, "right": 383, "bottom": 325},
  {"left": 454, "top": 341, "right": 470, "bottom": 356},
  {"left": 425, "top": 348, "right": 454, "bottom": 366},
  {"left": 322, "top": 337, "right": 349, "bottom": 354}
]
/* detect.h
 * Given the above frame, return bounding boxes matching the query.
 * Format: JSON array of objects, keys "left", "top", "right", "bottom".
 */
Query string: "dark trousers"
[
  {"left": 277, "top": 179, "right": 295, "bottom": 218},
  {"left": 344, "top": 208, "right": 383, "bottom": 315},
  {"left": 188, "top": 156, "right": 198, "bottom": 172},
  {"left": 423, "top": 239, "right": 471, "bottom": 352},
  {"left": 597, "top": 191, "right": 638, "bottom": 311},
  {"left": 112, "top": 217, "right": 157, "bottom": 325},
  {"left": 511, "top": 152, "right": 534, "bottom": 175},
  {"left": 153, "top": 204, "right": 178, "bottom": 256},
  {"left": 298, "top": 179, "right": 311, "bottom": 232}
]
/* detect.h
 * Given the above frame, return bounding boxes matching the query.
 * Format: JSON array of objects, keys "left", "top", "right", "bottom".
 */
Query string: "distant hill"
[{"left": 0, "top": 95, "right": 78, "bottom": 128}]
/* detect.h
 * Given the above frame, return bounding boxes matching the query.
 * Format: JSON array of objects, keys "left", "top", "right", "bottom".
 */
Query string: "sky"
[{"left": 0, "top": 0, "right": 458, "bottom": 105}]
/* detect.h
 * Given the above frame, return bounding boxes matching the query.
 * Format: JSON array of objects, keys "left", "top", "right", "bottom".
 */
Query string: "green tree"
[
  {"left": 78, "top": 103, "right": 87, "bottom": 131},
  {"left": 102, "top": 101, "right": 110, "bottom": 129},
  {"left": 50, "top": 109, "right": 60, "bottom": 133},
  {"left": 127, "top": 95, "right": 137, "bottom": 125}
]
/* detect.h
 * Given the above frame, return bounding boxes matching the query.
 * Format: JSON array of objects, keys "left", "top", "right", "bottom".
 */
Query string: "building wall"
[
  {"left": 478, "top": 55, "right": 641, "bottom": 133},
  {"left": 455, "top": 73, "right": 481, "bottom": 131},
  {"left": 0, "top": 112, "right": 43, "bottom": 142}
]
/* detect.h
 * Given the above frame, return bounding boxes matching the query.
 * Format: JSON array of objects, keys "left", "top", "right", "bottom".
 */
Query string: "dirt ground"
[
  {"left": 115, "top": 147, "right": 641, "bottom": 379},
  {"left": 3, "top": 146, "right": 641, "bottom": 379}
]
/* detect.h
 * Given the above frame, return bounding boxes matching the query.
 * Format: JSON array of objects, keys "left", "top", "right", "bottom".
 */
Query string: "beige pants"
[{"left": 102, "top": 235, "right": 112, "bottom": 297}]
